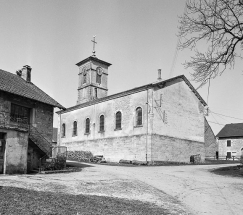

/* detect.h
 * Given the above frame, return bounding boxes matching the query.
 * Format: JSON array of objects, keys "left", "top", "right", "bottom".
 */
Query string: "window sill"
[
  {"left": 134, "top": 125, "right": 143, "bottom": 128},
  {"left": 84, "top": 132, "right": 90, "bottom": 135},
  {"left": 61, "top": 136, "right": 65, "bottom": 138},
  {"left": 114, "top": 128, "right": 122, "bottom": 131},
  {"left": 98, "top": 130, "right": 105, "bottom": 133},
  {"left": 72, "top": 135, "right": 77, "bottom": 137}
]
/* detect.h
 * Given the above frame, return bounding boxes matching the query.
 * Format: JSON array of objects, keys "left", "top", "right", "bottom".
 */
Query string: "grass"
[
  {"left": 0, "top": 186, "right": 171, "bottom": 215},
  {"left": 211, "top": 165, "right": 243, "bottom": 178}
]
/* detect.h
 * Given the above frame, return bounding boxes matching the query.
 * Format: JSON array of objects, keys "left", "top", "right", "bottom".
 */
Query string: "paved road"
[{"left": 1, "top": 163, "right": 242, "bottom": 215}]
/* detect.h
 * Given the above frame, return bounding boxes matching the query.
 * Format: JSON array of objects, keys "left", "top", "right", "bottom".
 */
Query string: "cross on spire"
[{"left": 91, "top": 36, "right": 97, "bottom": 57}]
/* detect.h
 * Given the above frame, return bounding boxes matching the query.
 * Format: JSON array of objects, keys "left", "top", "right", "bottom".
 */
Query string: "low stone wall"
[{"left": 67, "top": 151, "right": 93, "bottom": 162}]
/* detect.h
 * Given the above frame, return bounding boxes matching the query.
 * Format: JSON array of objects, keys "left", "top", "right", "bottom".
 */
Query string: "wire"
[
  {"left": 210, "top": 111, "right": 243, "bottom": 121},
  {"left": 207, "top": 121, "right": 225, "bottom": 126}
]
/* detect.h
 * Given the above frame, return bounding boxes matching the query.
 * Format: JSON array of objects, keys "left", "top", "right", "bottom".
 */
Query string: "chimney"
[
  {"left": 21, "top": 65, "right": 32, "bottom": 82},
  {"left": 157, "top": 69, "right": 162, "bottom": 81}
]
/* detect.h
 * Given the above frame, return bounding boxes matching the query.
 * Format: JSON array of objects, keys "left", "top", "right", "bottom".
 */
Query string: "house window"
[
  {"left": 85, "top": 118, "right": 90, "bottom": 134},
  {"left": 227, "top": 152, "right": 231, "bottom": 158},
  {"left": 10, "top": 103, "right": 30, "bottom": 124},
  {"left": 62, "top": 123, "right": 65, "bottom": 137},
  {"left": 227, "top": 140, "right": 231, "bottom": 147},
  {"left": 100, "top": 115, "right": 105, "bottom": 132},
  {"left": 96, "top": 73, "right": 101, "bottom": 84},
  {"left": 73, "top": 121, "right": 77, "bottom": 136},
  {"left": 136, "top": 107, "right": 142, "bottom": 126},
  {"left": 115, "top": 111, "right": 122, "bottom": 130}
]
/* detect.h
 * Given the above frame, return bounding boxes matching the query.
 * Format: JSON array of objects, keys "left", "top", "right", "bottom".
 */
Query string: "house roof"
[
  {"left": 0, "top": 69, "right": 65, "bottom": 109},
  {"left": 216, "top": 123, "right": 243, "bottom": 138},
  {"left": 52, "top": 127, "right": 58, "bottom": 143},
  {"left": 57, "top": 75, "right": 207, "bottom": 114}
]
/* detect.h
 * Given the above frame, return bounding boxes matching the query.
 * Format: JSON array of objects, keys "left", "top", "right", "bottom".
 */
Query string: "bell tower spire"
[{"left": 76, "top": 37, "right": 112, "bottom": 105}]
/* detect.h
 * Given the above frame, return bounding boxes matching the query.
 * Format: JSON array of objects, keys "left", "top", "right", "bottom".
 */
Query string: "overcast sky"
[{"left": 1, "top": 0, "right": 243, "bottom": 134}]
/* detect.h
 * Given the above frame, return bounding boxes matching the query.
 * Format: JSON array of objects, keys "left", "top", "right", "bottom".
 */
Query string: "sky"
[{"left": 0, "top": 0, "right": 243, "bottom": 134}]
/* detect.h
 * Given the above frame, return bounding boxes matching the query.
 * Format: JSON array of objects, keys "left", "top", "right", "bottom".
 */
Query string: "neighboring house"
[
  {"left": 204, "top": 118, "right": 217, "bottom": 158},
  {"left": 216, "top": 123, "right": 243, "bottom": 159},
  {"left": 0, "top": 65, "right": 64, "bottom": 174},
  {"left": 57, "top": 54, "right": 210, "bottom": 163}
]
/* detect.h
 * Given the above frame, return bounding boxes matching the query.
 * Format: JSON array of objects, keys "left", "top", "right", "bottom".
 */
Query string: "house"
[
  {"left": 216, "top": 123, "right": 243, "bottom": 159},
  {"left": 57, "top": 54, "right": 211, "bottom": 163},
  {"left": 204, "top": 118, "right": 217, "bottom": 158},
  {"left": 0, "top": 65, "right": 64, "bottom": 174}
]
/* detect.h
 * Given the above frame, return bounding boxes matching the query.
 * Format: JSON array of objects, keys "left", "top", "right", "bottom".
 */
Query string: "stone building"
[
  {"left": 0, "top": 66, "right": 64, "bottom": 174},
  {"left": 57, "top": 54, "right": 211, "bottom": 163},
  {"left": 204, "top": 118, "right": 217, "bottom": 158},
  {"left": 216, "top": 123, "right": 243, "bottom": 159}
]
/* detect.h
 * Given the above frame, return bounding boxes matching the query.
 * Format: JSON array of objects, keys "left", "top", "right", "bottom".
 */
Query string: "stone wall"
[
  {"left": 204, "top": 118, "right": 217, "bottom": 157},
  {"left": 151, "top": 134, "right": 205, "bottom": 163},
  {"left": 218, "top": 138, "right": 243, "bottom": 158}
]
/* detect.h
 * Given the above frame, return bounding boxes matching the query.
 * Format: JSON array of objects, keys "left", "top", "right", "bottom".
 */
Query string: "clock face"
[{"left": 96, "top": 67, "right": 103, "bottom": 75}]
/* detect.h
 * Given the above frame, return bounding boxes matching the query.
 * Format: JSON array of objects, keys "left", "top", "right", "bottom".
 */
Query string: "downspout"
[
  {"left": 146, "top": 88, "right": 149, "bottom": 162},
  {"left": 59, "top": 113, "right": 62, "bottom": 146}
]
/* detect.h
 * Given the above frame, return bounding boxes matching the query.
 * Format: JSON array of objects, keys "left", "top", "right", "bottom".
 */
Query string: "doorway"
[{"left": 0, "top": 133, "right": 6, "bottom": 174}]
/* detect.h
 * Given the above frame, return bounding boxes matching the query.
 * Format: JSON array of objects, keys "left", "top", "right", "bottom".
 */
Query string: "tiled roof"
[
  {"left": 57, "top": 75, "right": 207, "bottom": 114},
  {"left": 0, "top": 69, "right": 65, "bottom": 109},
  {"left": 216, "top": 123, "right": 243, "bottom": 138}
]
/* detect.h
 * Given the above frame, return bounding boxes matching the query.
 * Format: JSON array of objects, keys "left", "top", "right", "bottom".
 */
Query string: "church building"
[{"left": 57, "top": 41, "right": 212, "bottom": 163}]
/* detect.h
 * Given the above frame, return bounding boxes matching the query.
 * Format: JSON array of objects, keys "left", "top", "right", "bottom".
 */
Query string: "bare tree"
[{"left": 178, "top": 0, "right": 243, "bottom": 86}]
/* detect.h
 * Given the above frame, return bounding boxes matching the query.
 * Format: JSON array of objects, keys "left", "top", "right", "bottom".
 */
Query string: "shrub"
[{"left": 43, "top": 154, "right": 66, "bottom": 171}]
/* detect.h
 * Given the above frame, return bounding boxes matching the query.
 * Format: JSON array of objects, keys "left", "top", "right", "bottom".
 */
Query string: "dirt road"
[{"left": 0, "top": 163, "right": 242, "bottom": 215}]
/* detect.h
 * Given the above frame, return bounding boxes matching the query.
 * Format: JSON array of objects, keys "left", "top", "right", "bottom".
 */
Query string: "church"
[{"left": 57, "top": 40, "right": 215, "bottom": 163}]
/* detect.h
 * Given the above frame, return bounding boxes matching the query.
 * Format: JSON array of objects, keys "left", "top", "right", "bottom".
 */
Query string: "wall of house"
[
  {"left": 218, "top": 138, "right": 243, "bottom": 158},
  {"left": 204, "top": 118, "right": 217, "bottom": 157},
  {"left": 34, "top": 103, "right": 54, "bottom": 142},
  {"left": 0, "top": 91, "right": 54, "bottom": 174},
  {"left": 1, "top": 129, "right": 28, "bottom": 174}
]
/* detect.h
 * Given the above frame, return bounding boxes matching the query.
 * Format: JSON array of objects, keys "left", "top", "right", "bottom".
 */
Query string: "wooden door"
[{"left": 0, "top": 139, "right": 6, "bottom": 174}]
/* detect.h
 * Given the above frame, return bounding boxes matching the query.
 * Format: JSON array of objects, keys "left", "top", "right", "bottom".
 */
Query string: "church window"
[
  {"left": 95, "top": 88, "right": 98, "bottom": 98},
  {"left": 136, "top": 107, "right": 142, "bottom": 126},
  {"left": 85, "top": 118, "right": 90, "bottom": 134},
  {"left": 73, "top": 121, "right": 77, "bottom": 136},
  {"left": 83, "top": 72, "right": 87, "bottom": 84},
  {"left": 100, "top": 115, "right": 105, "bottom": 132},
  {"left": 62, "top": 123, "right": 66, "bottom": 137},
  {"left": 115, "top": 111, "right": 122, "bottom": 130},
  {"left": 96, "top": 73, "right": 101, "bottom": 84}
]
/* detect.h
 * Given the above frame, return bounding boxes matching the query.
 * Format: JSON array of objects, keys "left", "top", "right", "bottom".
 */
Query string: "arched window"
[
  {"left": 136, "top": 107, "right": 142, "bottom": 126},
  {"left": 85, "top": 118, "right": 90, "bottom": 134},
  {"left": 83, "top": 72, "right": 87, "bottom": 84},
  {"left": 115, "top": 111, "right": 122, "bottom": 130},
  {"left": 100, "top": 115, "right": 104, "bottom": 132},
  {"left": 73, "top": 121, "right": 77, "bottom": 136},
  {"left": 62, "top": 123, "right": 65, "bottom": 137}
]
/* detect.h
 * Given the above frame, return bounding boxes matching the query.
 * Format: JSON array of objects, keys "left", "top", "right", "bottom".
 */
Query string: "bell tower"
[{"left": 76, "top": 37, "right": 112, "bottom": 104}]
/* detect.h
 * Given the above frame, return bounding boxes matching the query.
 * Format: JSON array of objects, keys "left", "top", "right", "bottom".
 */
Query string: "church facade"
[{"left": 57, "top": 54, "right": 210, "bottom": 163}]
